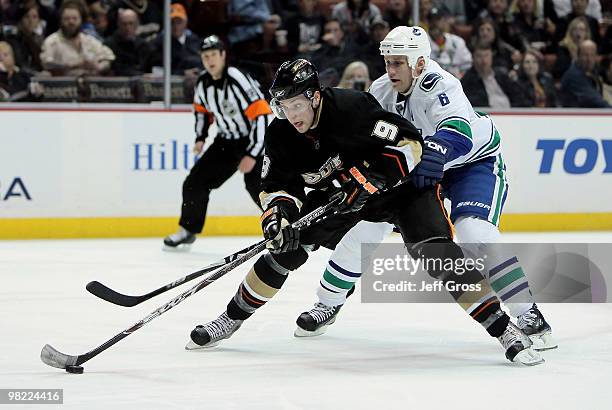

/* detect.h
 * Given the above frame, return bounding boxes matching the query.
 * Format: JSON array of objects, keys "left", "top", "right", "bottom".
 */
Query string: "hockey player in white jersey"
[{"left": 295, "top": 26, "right": 557, "bottom": 351}]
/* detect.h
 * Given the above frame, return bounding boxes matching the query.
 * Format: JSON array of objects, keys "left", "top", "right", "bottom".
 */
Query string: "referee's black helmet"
[{"left": 200, "top": 35, "right": 225, "bottom": 52}]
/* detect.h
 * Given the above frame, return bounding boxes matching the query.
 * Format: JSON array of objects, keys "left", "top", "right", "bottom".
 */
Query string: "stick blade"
[
  {"left": 86, "top": 281, "right": 140, "bottom": 307},
  {"left": 40, "top": 344, "right": 78, "bottom": 369}
]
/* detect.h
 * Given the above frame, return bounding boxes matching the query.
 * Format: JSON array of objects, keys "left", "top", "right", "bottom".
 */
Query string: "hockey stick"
[
  {"left": 40, "top": 196, "right": 341, "bottom": 372},
  {"left": 86, "top": 241, "right": 264, "bottom": 307}
]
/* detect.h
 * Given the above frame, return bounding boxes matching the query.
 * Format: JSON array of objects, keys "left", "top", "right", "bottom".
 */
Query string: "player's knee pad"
[
  {"left": 454, "top": 216, "right": 501, "bottom": 244},
  {"left": 409, "top": 238, "right": 464, "bottom": 281}
]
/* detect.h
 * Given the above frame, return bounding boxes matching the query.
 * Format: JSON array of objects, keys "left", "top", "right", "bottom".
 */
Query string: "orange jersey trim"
[
  {"left": 382, "top": 152, "right": 407, "bottom": 178},
  {"left": 244, "top": 99, "right": 272, "bottom": 121},
  {"left": 193, "top": 103, "right": 208, "bottom": 113},
  {"left": 436, "top": 184, "right": 455, "bottom": 240}
]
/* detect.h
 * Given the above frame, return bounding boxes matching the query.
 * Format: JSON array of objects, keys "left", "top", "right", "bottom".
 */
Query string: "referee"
[{"left": 164, "top": 35, "right": 273, "bottom": 248}]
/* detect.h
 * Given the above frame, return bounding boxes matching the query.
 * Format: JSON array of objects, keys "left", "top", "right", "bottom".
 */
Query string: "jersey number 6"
[
  {"left": 372, "top": 120, "right": 399, "bottom": 141},
  {"left": 438, "top": 93, "right": 450, "bottom": 106}
]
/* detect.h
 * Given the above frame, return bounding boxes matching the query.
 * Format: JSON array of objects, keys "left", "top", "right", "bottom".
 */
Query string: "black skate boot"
[
  {"left": 185, "top": 312, "right": 243, "bottom": 349},
  {"left": 295, "top": 303, "right": 342, "bottom": 337},
  {"left": 499, "top": 321, "right": 544, "bottom": 366},
  {"left": 294, "top": 285, "right": 355, "bottom": 337},
  {"left": 163, "top": 227, "right": 196, "bottom": 250},
  {"left": 517, "top": 303, "right": 557, "bottom": 351}
]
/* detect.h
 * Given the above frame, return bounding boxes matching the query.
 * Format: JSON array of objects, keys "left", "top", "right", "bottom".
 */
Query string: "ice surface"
[{"left": 1, "top": 233, "right": 612, "bottom": 409}]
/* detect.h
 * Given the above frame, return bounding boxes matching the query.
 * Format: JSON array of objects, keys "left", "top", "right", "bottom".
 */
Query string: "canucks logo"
[
  {"left": 419, "top": 72, "right": 442, "bottom": 92},
  {"left": 413, "top": 27, "right": 421, "bottom": 36}
]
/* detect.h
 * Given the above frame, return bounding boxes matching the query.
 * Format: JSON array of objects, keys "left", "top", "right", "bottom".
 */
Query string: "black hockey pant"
[{"left": 179, "top": 138, "right": 262, "bottom": 234}]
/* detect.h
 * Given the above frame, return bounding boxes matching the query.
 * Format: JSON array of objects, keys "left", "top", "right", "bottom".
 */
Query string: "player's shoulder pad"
[{"left": 418, "top": 72, "right": 443, "bottom": 93}]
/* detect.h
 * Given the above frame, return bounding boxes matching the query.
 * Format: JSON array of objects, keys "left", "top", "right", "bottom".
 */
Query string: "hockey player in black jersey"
[{"left": 186, "top": 59, "right": 543, "bottom": 365}]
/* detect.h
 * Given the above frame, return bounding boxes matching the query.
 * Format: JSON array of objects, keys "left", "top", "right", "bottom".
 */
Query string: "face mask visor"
[{"left": 270, "top": 95, "right": 312, "bottom": 120}]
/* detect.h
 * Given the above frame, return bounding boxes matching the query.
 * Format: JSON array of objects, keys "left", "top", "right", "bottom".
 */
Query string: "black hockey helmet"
[
  {"left": 269, "top": 59, "right": 320, "bottom": 101},
  {"left": 200, "top": 35, "right": 225, "bottom": 52}
]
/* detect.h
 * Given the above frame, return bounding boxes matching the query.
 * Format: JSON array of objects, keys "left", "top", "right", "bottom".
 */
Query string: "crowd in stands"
[{"left": 0, "top": 0, "right": 610, "bottom": 107}]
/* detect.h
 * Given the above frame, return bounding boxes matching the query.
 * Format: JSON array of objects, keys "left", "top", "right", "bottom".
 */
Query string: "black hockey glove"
[
  {"left": 412, "top": 136, "right": 453, "bottom": 188},
  {"left": 260, "top": 199, "right": 300, "bottom": 253},
  {"left": 335, "top": 165, "right": 384, "bottom": 214}
]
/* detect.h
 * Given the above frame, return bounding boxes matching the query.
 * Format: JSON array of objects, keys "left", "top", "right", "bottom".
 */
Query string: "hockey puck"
[{"left": 65, "top": 365, "right": 84, "bottom": 374}]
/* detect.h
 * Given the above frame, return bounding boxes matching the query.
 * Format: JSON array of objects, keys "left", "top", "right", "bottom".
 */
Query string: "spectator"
[
  {"left": 227, "top": 0, "right": 272, "bottom": 57},
  {"left": 359, "top": 17, "right": 389, "bottom": 79},
  {"left": 104, "top": 8, "right": 151, "bottom": 76},
  {"left": 0, "top": 40, "right": 42, "bottom": 101},
  {"left": 465, "top": 0, "right": 488, "bottom": 22},
  {"left": 40, "top": 2, "right": 115, "bottom": 76},
  {"left": 512, "top": 0, "right": 557, "bottom": 53},
  {"left": 601, "top": 23, "right": 611, "bottom": 56},
  {"left": 461, "top": 44, "right": 528, "bottom": 108},
  {"left": 555, "top": 0, "right": 601, "bottom": 47},
  {"left": 283, "top": 0, "right": 325, "bottom": 56},
  {"left": 1, "top": 0, "right": 57, "bottom": 34},
  {"left": 331, "top": 0, "right": 382, "bottom": 43},
  {"left": 560, "top": 39, "right": 610, "bottom": 107},
  {"left": 602, "top": 57, "right": 612, "bottom": 105},
  {"left": 478, "top": 0, "right": 522, "bottom": 50},
  {"left": 552, "top": 0, "right": 602, "bottom": 21},
  {"left": 261, "top": 5, "right": 283, "bottom": 52},
  {"left": 148, "top": 4, "right": 202, "bottom": 76},
  {"left": 337, "top": 60, "right": 371, "bottom": 90},
  {"left": 428, "top": 7, "right": 472, "bottom": 78},
  {"left": 433, "top": 0, "right": 467, "bottom": 25},
  {"left": 383, "top": 0, "right": 411, "bottom": 29},
  {"left": 4, "top": 2, "right": 45, "bottom": 74},
  {"left": 88, "top": 1, "right": 110, "bottom": 39},
  {"left": 471, "top": 17, "right": 520, "bottom": 72},
  {"left": 516, "top": 50, "right": 558, "bottom": 107},
  {"left": 418, "top": 0, "right": 434, "bottom": 31},
  {"left": 554, "top": 16, "right": 591, "bottom": 78},
  {"left": 310, "top": 19, "right": 360, "bottom": 80},
  {"left": 107, "top": 0, "right": 162, "bottom": 40}
]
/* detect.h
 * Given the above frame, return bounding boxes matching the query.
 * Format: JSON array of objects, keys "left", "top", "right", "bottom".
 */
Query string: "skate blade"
[
  {"left": 529, "top": 331, "right": 558, "bottom": 351},
  {"left": 513, "top": 347, "right": 545, "bottom": 366},
  {"left": 185, "top": 340, "right": 220, "bottom": 350},
  {"left": 163, "top": 243, "right": 193, "bottom": 252},
  {"left": 294, "top": 324, "right": 331, "bottom": 338}
]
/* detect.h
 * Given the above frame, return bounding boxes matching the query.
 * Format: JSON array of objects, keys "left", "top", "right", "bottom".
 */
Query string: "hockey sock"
[
  {"left": 488, "top": 255, "right": 534, "bottom": 317},
  {"left": 454, "top": 217, "right": 535, "bottom": 318},
  {"left": 317, "top": 259, "right": 361, "bottom": 307},
  {"left": 227, "top": 250, "right": 308, "bottom": 320},
  {"left": 416, "top": 240, "right": 509, "bottom": 337},
  {"left": 317, "top": 221, "right": 392, "bottom": 307}
]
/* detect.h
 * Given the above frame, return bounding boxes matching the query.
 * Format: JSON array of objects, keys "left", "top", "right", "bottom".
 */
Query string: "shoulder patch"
[{"left": 419, "top": 72, "right": 442, "bottom": 92}]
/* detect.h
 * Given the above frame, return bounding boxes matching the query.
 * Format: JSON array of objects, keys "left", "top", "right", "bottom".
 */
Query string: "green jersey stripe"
[{"left": 439, "top": 119, "right": 473, "bottom": 140}]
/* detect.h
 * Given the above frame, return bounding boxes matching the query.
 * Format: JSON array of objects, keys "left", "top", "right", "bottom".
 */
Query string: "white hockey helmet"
[{"left": 379, "top": 26, "right": 431, "bottom": 68}]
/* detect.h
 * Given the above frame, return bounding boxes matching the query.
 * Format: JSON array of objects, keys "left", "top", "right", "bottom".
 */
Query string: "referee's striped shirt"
[{"left": 193, "top": 66, "right": 273, "bottom": 158}]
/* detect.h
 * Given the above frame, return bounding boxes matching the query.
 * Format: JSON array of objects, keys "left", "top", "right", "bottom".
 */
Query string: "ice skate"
[
  {"left": 185, "top": 312, "right": 243, "bottom": 349},
  {"left": 163, "top": 227, "right": 196, "bottom": 250},
  {"left": 517, "top": 303, "right": 557, "bottom": 351},
  {"left": 499, "top": 321, "right": 544, "bottom": 366},
  {"left": 295, "top": 302, "right": 343, "bottom": 337}
]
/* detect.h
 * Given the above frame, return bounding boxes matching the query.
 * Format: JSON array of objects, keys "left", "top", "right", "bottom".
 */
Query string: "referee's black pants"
[{"left": 179, "top": 138, "right": 263, "bottom": 234}]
